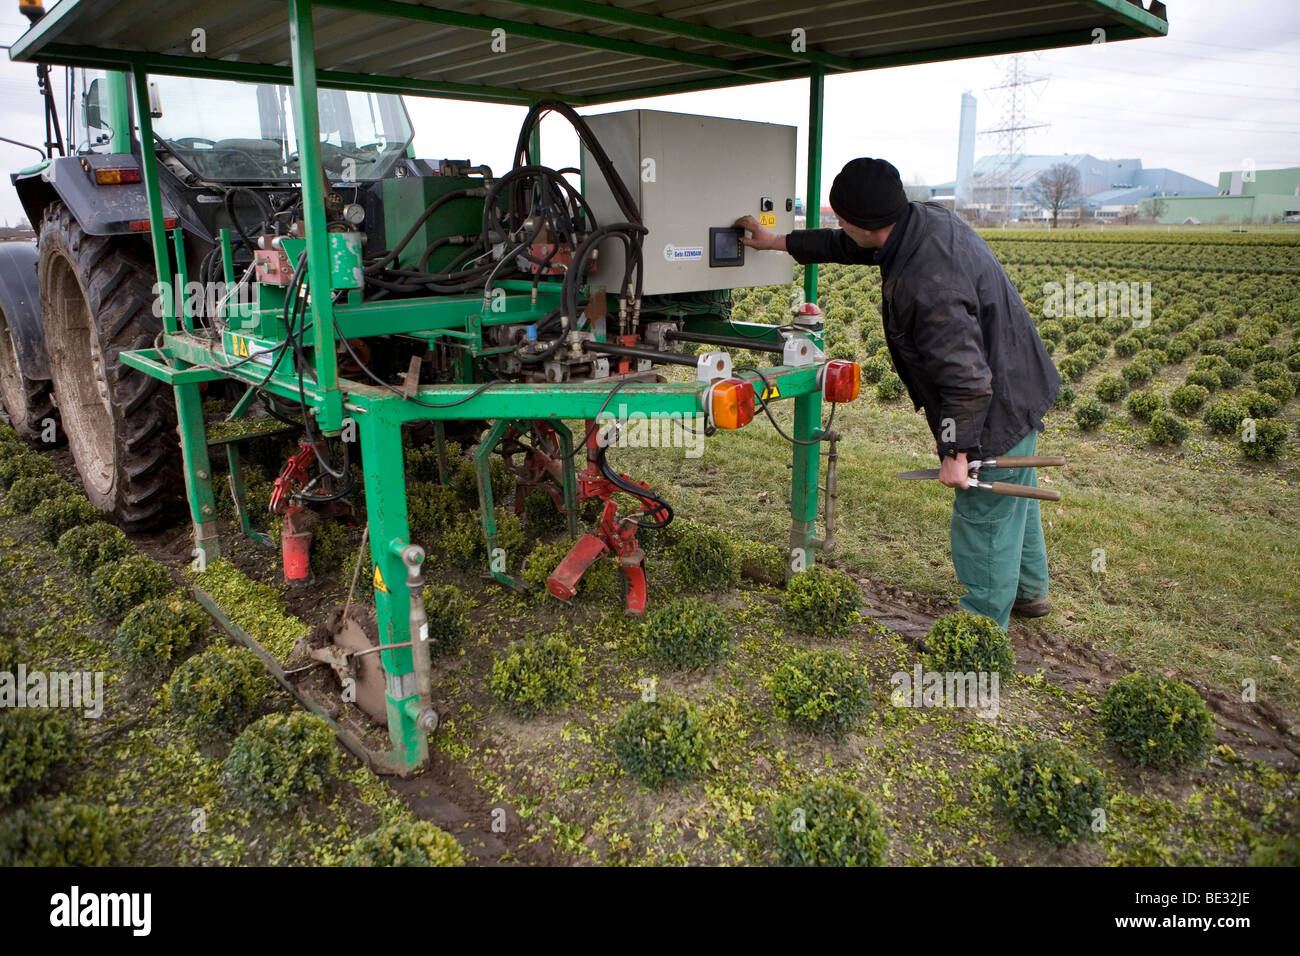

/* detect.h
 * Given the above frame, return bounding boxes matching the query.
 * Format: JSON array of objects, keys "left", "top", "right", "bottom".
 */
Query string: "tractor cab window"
[
  {"left": 149, "top": 76, "right": 412, "bottom": 183},
  {"left": 78, "top": 72, "right": 114, "bottom": 152}
]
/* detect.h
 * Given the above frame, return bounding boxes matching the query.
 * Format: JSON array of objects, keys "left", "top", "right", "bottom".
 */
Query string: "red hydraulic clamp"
[
  {"left": 271, "top": 439, "right": 320, "bottom": 586},
  {"left": 547, "top": 419, "right": 668, "bottom": 616}
]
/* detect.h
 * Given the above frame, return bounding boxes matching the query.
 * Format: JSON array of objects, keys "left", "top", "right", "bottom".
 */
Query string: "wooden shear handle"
[{"left": 985, "top": 481, "right": 1062, "bottom": 501}]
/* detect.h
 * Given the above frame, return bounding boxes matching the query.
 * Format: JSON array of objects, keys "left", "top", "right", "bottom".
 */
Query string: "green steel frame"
[{"left": 15, "top": 0, "right": 1170, "bottom": 774}]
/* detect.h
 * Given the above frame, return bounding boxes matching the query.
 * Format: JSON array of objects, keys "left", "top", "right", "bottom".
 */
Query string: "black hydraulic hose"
[
  {"left": 665, "top": 329, "right": 784, "bottom": 354},
  {"left": 513, "top": 100, "right": 641, "bottom": 226},
  {"left": 584, "top": 340, "right": 697, "bottom": 368},
  {"left": 367, "top": 188, "right": 477, "bottom": 274},
  {"left": 595, "top": 443, "right": 673, "bottom": 530}
]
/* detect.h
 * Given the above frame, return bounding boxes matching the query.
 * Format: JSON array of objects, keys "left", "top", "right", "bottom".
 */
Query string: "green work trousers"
[{"left": 949, "top": 430, "right": 1049, "bottom": 632}]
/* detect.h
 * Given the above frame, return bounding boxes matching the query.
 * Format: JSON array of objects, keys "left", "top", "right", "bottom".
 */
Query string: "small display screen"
[{"left": 709, "top": 227, "right": 745, "bottom": 267}]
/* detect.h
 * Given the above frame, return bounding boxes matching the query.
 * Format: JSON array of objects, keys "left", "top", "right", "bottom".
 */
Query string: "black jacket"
[{"left": 786, "top": 202, "right": 1060, "bottom": 458}]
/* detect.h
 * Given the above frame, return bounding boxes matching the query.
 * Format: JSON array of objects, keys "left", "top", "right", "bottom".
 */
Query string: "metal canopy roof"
[{"left": 10, "top": 0, "right": 1169, "bottom": 105}]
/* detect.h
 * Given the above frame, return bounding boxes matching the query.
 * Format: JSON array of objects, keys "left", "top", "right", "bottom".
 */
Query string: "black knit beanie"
[{"left": 829, "top": 158, "right": 909, "bottom": 229}]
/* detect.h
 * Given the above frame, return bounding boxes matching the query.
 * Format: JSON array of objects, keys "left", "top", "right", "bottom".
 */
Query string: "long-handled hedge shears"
[{"left": 894, "top": 455, "right": 1065, "bottom": 501}]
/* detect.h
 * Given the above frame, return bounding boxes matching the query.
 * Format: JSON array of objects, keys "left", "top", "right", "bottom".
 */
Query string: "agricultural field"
[{"left": 1, "top": 228, "right": 1297, "bottom": 867}]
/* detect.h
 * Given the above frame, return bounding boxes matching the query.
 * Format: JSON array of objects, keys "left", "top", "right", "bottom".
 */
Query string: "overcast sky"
[{"left": 1, "top": 0, "right": 1297, "bottom": 226}]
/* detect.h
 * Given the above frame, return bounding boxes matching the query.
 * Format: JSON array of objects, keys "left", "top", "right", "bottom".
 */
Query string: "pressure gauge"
[{"left": 342, "top": 203, "right": 366, "bottom": 226}]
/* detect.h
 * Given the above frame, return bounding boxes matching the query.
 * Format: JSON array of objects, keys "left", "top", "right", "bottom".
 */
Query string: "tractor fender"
[
  {"left": 0, "top": 241, "right": 48, "bottom": 381},
  {"left": 12, "top": 155, "right": 209, "bottom": 241}
]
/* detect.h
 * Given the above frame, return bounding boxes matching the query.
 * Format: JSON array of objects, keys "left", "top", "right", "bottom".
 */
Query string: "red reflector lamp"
[
  {"left": 706, "top": 378, "right": 755, "bottom": 430},
  {"left": 94, "top": 167, "right": 142, "bottom": 185},
  {"left": 129, "top": 218, "right": 177, "bottom": 232},
  {"left": 821, "top": 359, "right": 862, "bottom": 403}
]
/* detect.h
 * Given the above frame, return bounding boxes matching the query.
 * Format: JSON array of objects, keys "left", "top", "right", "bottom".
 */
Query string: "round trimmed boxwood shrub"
[
  {"left": 643, "top": 597, "right": 732, "bottom": 669},
  {"left": 520, "top": 538, "right": 615, "bottom": 598},
  {"left": 344, "top": 819, "right": 466, "bottom": 867},
  {"left": 1037, "top": 320, "right": 1063, "bottom": 343},
  {"left": 115, "top": 594, "right": 209, "bottom": 678},
  {"left": 991, "top": 740, "right": 1106, "bottom": 846},
  {"left": 489, "top": 634, "right": 584, "bottom": 717},
  {"left": 442, "top": 507, "right": 524, "bottom": 572},
  {"left": 1112, "top": 335, "right": 1140, "bottom": 357},
  {"left": 1147, "top": 409, "right": 1189, "bottom": 446},
  {"left": 5, "top": 475, "right": 71, "bottom": 513},
  {"left": 0, "top": 451, "right": 54, "bottom": 491},
  {"left": 1100, "top": 672, "right": 1213, "bottom": 769},
  {"left": 1126, "top": 389, "right": 1164, "bottom": 422},
  {"left": 1119, "top": 361, "right": 1152, "bottom": 386},
  {"left": 668, "top": 519, "right": 740, "bottom": 592},
  {"left": 875, "top": 371, "right": 904, "bottom": 400},
  {"left": 782, "top": 565, "right": 860, "bottom": 635},
  {"left": 1056, "top": 356, "right": 1087, "bottom": 383},
  {"left": 769, "top": 649, "right": 869, "bottom": 740},
  {"left": 56, "top": 522, "right": 130, "bottom": 577},
  {"left": 522, "top": 486, "right": 566, "bottom": 533},
  {"left": 770, "top": 779, "right": 888, "bottom": 867},
  {"left": 420, "top": 582, "right": 470, "bottom": 658},
  {"left": 860, "top": 355, "right": 891, "bottom": 385},
  {"left": 406, "top": 480, "right": 459, "bottom": 544},
  {"left": 1073, "top": 398, "right": 1108, "bottom": 430},
  {"left": 1240, "top": 418, "right": 1289, "bottom": 460},
  {"left": 1164, "top": 336, "right": 1193, "bottom": 363},
  {"left": 1217, "top": 365, "right": 1243, "bottom": 389},
  {"left": 1168, "top": 383, "right": 1209, "bottom": 415},
  {"left": 1203, "top": 398, "right": 1246, "bottom": 435},
  {"left": 1184, "top": 368, "right": 1220, "bottom": 391},
  {"left": 1094, "top": 374, "right": 1128, "bottom": 402},
  {"left": 224, "top": 711, "right": 339, "bottom": 814},
  {"left": 32, "top": 496, "right": 99, "bottom": 545},
  {"left": 1240, "top": 390, "right": 1281, "bottom": 419},
  {"left": 309, "top": 519, "right": 347, "bottom": 575},
  {"left": 610, "top": 697, "right": 710, "bottom": 788},
  {"left": 0, "top": 709, "right": 79, "bottom": 806},
  {"left": 1052, "top": 382, "right": 1075, "bottom": 409},
  {"left": 0, "top": 797, "right": 128, "bottom": 866},
  {"left": 166, "top": 644, "right": 271, "bottom": 737},
  {"left": 923, "top": 611, "right": 1015, "bottom": 679},
  {"left": 1253, "top": 360, "right": 1288, "bottom": 383},
  {"left": 1256, "top": 376, "right": 1295, "bottom": 403},
  {"left": 1227, "top": 346, "right": 1255, "bottom": 369},
  {"left": 88, "top": 553, "right": 172, "bottom": 621}
]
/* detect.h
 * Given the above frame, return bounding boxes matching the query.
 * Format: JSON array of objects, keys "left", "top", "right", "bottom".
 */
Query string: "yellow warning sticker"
[
  {"left": 761, "top": 383, "right": 781, "bottom": 400},
  {"left": 373, "top": 564, "right": 389, "bottom": 593},
  {"left": 758, "top": 213, "right": 776, "bottom": 228}
]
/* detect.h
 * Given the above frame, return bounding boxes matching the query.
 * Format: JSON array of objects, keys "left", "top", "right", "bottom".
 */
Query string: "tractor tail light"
[
  {"left": 95, "top": 167, "right": 142, "bottom": 185},
  {"left": 822, "top": 359, "right": 861, "bottom": 403},
  {"left": 708, "top": 378, "right": 755, "bottom": 430},
  {"left": 129, "top": 218, "right": 178, "bottom": 232}
]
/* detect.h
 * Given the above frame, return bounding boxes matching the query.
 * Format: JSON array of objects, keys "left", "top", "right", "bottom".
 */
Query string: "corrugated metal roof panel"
[{"left": 10, "top": 0, "right": 1170, "bottom": 105}]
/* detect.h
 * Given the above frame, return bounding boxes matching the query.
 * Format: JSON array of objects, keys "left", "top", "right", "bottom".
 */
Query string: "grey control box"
[{"left": 580, "top": 109, "right": 796, "bottom": 296}]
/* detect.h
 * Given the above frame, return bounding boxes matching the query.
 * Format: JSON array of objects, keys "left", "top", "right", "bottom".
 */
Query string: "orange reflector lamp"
[
  {"left": 706, "top": 378, "right": 755, "bottom": 430},
  {"left": 129, "top": 218, "right": 177, "bottom": 232},
  {"left": 821, "top": 359, "right": 861, "bottom": 403},
  {"left": 94, "top": 167, "right": 142, "bottom": 185}
]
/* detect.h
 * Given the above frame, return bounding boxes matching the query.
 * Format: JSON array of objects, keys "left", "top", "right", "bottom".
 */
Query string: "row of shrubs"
[{"left": 0, "top": 427, "right": 465, "bottom": 866}]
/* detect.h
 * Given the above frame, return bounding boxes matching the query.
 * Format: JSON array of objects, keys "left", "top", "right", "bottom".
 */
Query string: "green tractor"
[{"left": 1, "top": 66, "right": 422, "bottom": 530}]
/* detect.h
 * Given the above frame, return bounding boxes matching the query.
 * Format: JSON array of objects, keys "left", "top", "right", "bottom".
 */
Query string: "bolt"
[
  {"left": 201, "top": 504, "right": 214, "bottom": 516},
  {"left": 197, "top": 470, "right": 209, "bottom": 480}
]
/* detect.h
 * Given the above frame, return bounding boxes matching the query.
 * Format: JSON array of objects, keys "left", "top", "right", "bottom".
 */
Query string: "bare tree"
[
  {"left": 1143, "top": 196, "right": 1168, "bottom": 221},
  {"left": 1027, "top": 163, "right": 1083, "bottom": 229}
]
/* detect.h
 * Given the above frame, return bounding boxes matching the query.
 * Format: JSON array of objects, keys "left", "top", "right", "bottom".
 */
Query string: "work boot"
[{"left": 1011, "top": 596, "right": 1051, "bottom": 618}]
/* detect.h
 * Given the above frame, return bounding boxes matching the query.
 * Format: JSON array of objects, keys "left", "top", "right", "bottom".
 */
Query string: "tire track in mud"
[{"left": 845, "top": 570, "right": 1299, "bottom": 769}]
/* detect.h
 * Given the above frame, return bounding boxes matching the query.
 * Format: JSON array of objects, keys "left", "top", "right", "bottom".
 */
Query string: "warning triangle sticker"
[{"left": 372, "top": 564, "right": 389, "bottom": 593}]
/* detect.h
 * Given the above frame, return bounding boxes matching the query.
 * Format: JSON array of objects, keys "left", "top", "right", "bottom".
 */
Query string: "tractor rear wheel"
[
  {"left": 0, "top": 303, "right": 55, "bottom": 444},
  {"left": 37, "top": 203, "right": 182, "bottom": 531}
]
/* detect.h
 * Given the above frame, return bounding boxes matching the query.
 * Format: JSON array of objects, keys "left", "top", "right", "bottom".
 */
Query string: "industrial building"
[
  {"left": 1148, "top": 167, "right": 1300, "bottom": 224},
  {"left": 923, "top": 94, "right": 1217, "bottom": 221}
]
